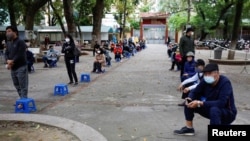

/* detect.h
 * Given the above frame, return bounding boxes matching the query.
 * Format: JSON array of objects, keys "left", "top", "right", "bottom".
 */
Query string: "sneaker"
[
  {"left": 174, "top": 126, "right": 195, "bottom": 136},
  {"left": 73, "top": 82, "right": 78, "bottom": 86},
  {"left": 68, "top": 82, "right": 73, "bottom": 85},
  {"left": 43, "top": 64, "right": 48, "bottom": 68}
]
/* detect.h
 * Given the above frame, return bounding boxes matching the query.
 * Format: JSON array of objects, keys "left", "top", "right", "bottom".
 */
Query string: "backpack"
[{"left": 74, "top": 47, "right": 81, "bottom": 56}]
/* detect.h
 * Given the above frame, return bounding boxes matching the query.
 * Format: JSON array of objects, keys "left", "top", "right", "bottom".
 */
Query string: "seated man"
[
  {"left": 42, "top": 45, "right": 60, "bottom": 68},
  {"left": 174, "top": 63, "right": 237, "bottom": 136},
  {"left": 92, "top": 49, "right": 106, "bottom": 73}
]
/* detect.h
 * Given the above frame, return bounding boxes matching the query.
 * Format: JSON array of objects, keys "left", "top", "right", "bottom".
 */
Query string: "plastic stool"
[
  {"left": 15, "top": 98, "right": 37, "bottom": 113},
  {"left": 80, "top": 73, "right": 90, "bottom": 82},
  {"left": 54, "top": 83, "right": 69, "bottom": 96}
]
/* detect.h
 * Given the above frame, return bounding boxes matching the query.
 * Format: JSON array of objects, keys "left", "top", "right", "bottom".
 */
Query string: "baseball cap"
[
  {"left": 202, "top": 63, "right": 219, "bottom": 72},
  {"left": 186, "top": 51, "right": 194, "bottom": 56}
]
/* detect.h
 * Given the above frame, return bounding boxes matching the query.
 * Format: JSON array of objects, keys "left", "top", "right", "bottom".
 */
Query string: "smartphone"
[{"left": 187, "top": 99, "right": 192, "bottom": 104}]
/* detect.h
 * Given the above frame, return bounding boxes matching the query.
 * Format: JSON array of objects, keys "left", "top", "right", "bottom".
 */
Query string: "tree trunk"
[
  {"left": 23, "top": 0, "right": 49, "bottom": 47},
  {"left": 228, "top": 0, "right": 243, "bottom": 59},
  {"left": 223, "top": 17, "right": 229, "bottom": 40},
  {"left": 91, "top": 0, "right": 104, "bottom": 48},
  {"left": 50, "top": 0, "right": 66, "bottom": 35},
  {"left": 63, "top": 0, "right": 76, "bottom": 36},
  {"left": 7, "top": 0, "right": 17, "bottom": 26}
]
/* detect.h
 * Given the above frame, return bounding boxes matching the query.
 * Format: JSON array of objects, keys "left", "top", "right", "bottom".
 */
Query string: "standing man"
[
  {"left": 179, "top": 28, "right": 195, "bottom": 79},
  {"left": 5, "top": 26, "right": 29, "bottom": 99}
]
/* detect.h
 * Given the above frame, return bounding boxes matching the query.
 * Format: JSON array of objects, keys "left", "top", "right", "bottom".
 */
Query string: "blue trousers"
[
  {"left": 11, "top": 65, "right": 28, "bottom": 98},
  {"left": 184, "top": 105, "right": 236, "bottom": 125}
]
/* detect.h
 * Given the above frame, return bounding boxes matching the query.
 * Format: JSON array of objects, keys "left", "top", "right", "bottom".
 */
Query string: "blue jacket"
[
  {"left": 189, "top": 75, "right": 237, "bottom": 118},
  {"left": 183, "top": 59, "right": 196, "bottom": 77}
]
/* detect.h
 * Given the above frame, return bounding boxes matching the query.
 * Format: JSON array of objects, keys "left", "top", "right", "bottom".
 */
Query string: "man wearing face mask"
[
  {"left": 5, "top": 26, "right": 29, "bottom": 100},
  {"left": 42, "top": 45, "right": 60, "bottom": 68},
  {"left": 174, "top": 63, "right": 237, "bottom": 136},
  {"left": 179, "top": 27, "right": 195, "bottom": 80}
]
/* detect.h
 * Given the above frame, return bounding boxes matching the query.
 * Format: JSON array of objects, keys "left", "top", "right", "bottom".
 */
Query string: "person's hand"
[
  {"left": 183, "top": 87, "right": 190, "bottom": 93},
  {"left": 186, "top": 99, "right": 199, "bottom": 108},
  {"left": 6, "top": 64, "right": 12, "bottom": 70},
  {"left": 177, "top": 84, "right": 183, "bottom": 91},
  {"left": 7, "top": 60, "right": 14, "bottom": 65}
]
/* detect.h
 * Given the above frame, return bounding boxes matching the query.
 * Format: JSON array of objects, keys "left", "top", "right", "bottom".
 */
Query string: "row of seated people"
[
  {"left": 26, "top": 45, "right": 60, "bottom": 73},
  {"left": 91, "top": 40, "right": 147, "bottom": 73}
]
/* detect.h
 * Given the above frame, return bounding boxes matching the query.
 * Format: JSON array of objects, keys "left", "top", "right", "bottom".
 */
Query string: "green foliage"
[
  {"left": 168, "top": 12, "right": 187, "bottom": 30},
  {"left": 129, "top": 20, "right": 140, "bottom": 29},
  {"left": 0, "top": 7, "right": 8, "bottom": 25}
]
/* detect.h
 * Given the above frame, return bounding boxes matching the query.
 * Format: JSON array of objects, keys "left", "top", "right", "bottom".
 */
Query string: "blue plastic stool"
[
  {"left": 54, "top": 83, "right": 69, "bottom": 96},
  {"left": 15, "top": 98, "right": 37, "bottom": 113},
  {"left": 80, "top": 73, "right": 90, "bottom": 82}
]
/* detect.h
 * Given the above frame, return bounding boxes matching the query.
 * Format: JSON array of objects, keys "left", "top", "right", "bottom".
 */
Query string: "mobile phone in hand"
[{"left": 186, "top": 99, "right": 192, "bottom": 104}]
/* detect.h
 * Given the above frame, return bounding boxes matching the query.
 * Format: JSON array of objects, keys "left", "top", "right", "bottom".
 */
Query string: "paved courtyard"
[{"left": 0, "top": 44, "right": 250, "bottom": 141}]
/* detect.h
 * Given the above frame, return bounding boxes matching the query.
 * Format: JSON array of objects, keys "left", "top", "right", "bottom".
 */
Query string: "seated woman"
[
  {"left": 92, "top": 49, "right": 106, "bottom": 73},
  {"left": 181, "top": 51, "right": 196, "bottom": 82}
]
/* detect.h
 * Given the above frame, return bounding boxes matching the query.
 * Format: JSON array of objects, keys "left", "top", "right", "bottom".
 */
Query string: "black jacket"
[
  {"left": 5, "top": 38, "right": 27, "bottom": 70},
  {"left": 62, "top": 42, "right": 75, "bottom": 58}
]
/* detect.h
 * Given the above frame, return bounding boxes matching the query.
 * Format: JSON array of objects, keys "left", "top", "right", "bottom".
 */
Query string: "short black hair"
[
  {"left": 202, "top": 63, "right": 219, "bottom": 72},
  {"left": 6, "top": 26, "right": 19, "bottom": 35}
]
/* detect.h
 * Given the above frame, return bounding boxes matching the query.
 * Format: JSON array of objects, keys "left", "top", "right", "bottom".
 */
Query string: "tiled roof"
[{"left": 139, "top": 12, "right": 169, "bottom": 19}]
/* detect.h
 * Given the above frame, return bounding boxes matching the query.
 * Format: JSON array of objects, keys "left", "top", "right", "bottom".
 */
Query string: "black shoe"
[
  {"left": 174, "top": 126, "right": 195, "bottom": 136},
  {"left": 178, "top": 101, "right": 185, "bottom": 106},
  {"left": 73, "top": 82, "right": 78, "bottom": 86},
  {"left": 68, "top": 82, "right": 73, "bottom": 85},
  {"left": 44, "top": 64, "right": 48, "bottom": 68}
]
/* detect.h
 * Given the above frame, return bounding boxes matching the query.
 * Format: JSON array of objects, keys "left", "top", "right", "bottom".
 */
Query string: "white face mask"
[
  {"left": 190, "top": 32, "right": 194, "bottom": 36},
  {"left": 65, "top": 38, "right": 70, "bottom": 42}
]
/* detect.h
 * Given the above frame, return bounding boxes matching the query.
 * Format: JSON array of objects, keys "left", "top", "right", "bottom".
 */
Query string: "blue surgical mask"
[{"left": 204, "top": 76, "right": 215, "bottom": 84}]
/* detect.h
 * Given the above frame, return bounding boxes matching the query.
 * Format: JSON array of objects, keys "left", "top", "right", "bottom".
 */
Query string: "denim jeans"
[{"left": 11, "top": 65, "right": 28, "bottom": 98}]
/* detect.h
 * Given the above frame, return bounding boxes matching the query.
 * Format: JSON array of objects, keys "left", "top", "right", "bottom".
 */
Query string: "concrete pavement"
[{"left": 1, "top": 44, "right": 250, "bottom": 141}]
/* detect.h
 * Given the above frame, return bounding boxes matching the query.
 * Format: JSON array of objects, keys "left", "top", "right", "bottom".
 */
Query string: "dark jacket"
[
  {"left": 189, "top": 75, "right": 237, "bottom": 120},
  {"left": 62, "top": 42, "right": 75, "bottom": 58},
  {"left": 5, "top": 38, "right": 27, "bottom": 70},
  {"left": 26, "top": 50, "right": 35, "bottom": 63},
  {"left": 179, "top": 35, "right": 195, "bottom": 57}
]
